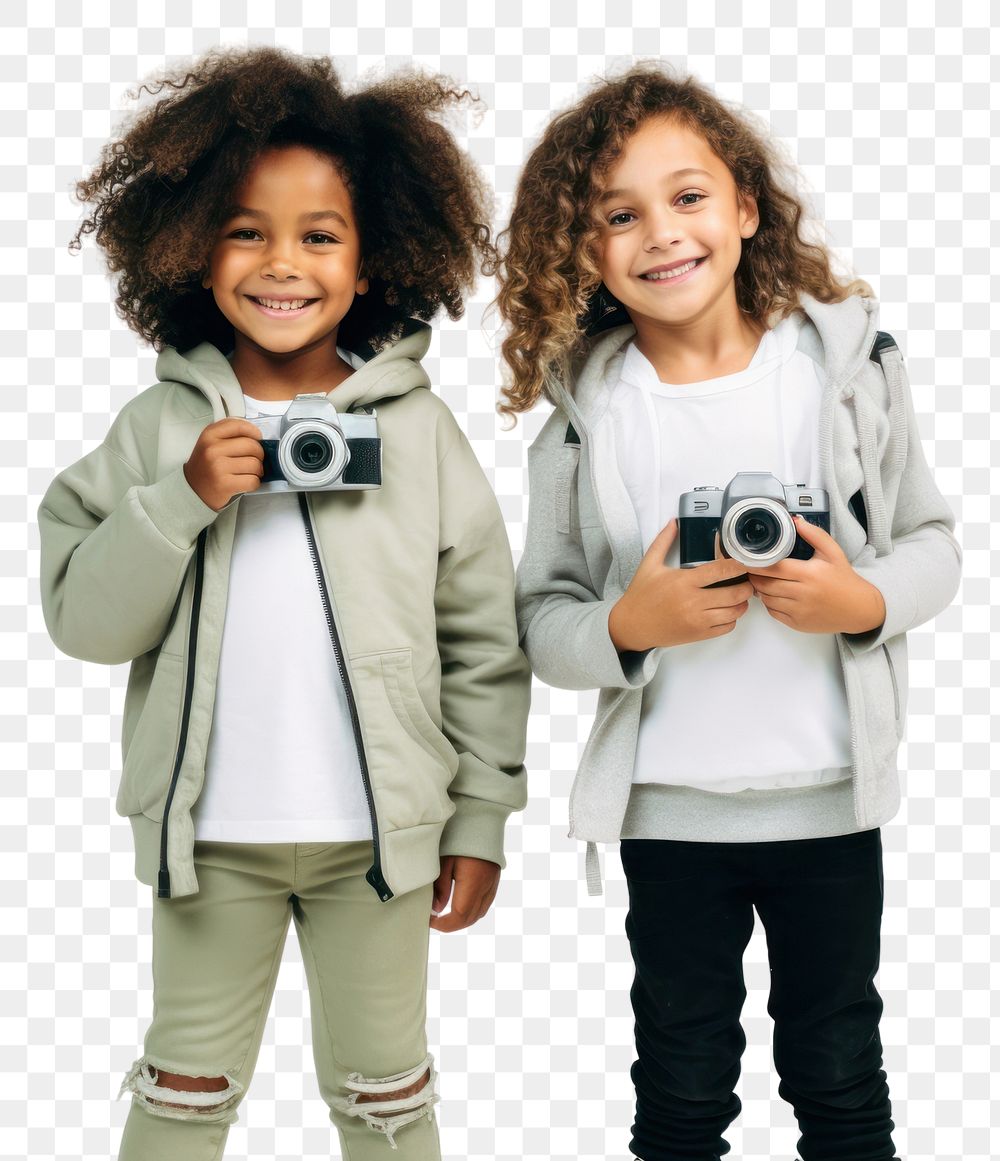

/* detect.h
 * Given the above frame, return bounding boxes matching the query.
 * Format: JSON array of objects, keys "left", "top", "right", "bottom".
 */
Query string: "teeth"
[
  {"left": 643, "top": 260, "right": 700, "bottom": 280},
  {"left": 254, "top": 297, "right": 311, "bottom": 310}
]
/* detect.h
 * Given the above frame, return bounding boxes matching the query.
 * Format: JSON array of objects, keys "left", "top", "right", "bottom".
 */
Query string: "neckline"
[{"left": 620, "top": 315, "right": 799, "bottom": 398}]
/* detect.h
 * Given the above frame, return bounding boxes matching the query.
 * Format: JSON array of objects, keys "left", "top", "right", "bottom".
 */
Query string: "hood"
[
  {"left": 154, "top": 317, "right": 434, "bottom": 422},
  {"left": 548, "top": 290, "right": 882, "bottom": 423}
]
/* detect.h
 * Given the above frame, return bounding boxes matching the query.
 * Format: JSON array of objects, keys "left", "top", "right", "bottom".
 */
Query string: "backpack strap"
[
  {"left": 847, "top": 331, "right": 899, "bottom": 536},
  {"left": 869, "top": 329, "right": 898, "bottom": 367}
]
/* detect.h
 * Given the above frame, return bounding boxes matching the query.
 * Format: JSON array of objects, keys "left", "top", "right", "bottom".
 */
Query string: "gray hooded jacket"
[{"left": 514, "top": 293, "right": 962, "bottom": 893}]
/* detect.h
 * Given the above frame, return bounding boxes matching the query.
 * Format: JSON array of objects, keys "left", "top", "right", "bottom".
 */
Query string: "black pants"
[{"left": 620, "top": 828, "right": 899, "bottom": 1161}]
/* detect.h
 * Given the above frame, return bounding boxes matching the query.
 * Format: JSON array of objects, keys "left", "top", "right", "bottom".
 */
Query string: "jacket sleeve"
[
  {"left": 433, "top": 417, "right": 531, "bottom": 869},
  {"left": 514, "top": 406, "right": 662, "bottom": 691},
  {"left": 841, "top": 360, "right": 962, "bottom": 655},
  {"left": 37, "top": 403, "right": 223, "bottom": 666}
]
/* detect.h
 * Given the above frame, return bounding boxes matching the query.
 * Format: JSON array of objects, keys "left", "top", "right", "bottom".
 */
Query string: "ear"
[
  {"left": 738, "top": 191, "right": 760, "bottom": 241},
  {"left": 355, "top": 262, "right": 369, "bottom": 297},
  {"left": 201, "top": 270, "right": 212, "bottom": 291}
]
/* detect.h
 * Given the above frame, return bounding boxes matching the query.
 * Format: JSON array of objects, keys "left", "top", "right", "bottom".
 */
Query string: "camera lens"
[
  {"left": 735, "top": 508, "right": 781, "bottom": 554},
  {"left": 290, "top": 431, "right": 333, "bottom": 474}
]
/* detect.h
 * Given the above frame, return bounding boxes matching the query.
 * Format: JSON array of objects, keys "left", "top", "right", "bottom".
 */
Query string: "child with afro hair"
[{"left": 40, "top": 44, "right": 530, "bottom": 1161}]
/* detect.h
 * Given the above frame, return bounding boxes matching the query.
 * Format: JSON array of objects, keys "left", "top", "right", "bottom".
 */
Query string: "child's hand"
[
  {"left": 746, "top": 515, "right": 886, "bottom": 635},
  {"left": 429, "top": 855, "right": 500, "bottom": 932},
  {"left": 183, "top": 418, "right": 265, "bottom": 511},
  {"left": 609, "top": 518, "right": 756, "bottom": 652}
]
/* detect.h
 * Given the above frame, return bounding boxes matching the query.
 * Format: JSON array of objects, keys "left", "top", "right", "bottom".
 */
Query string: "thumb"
[
  {"left": 432, "top": 856, "right": 455, "bottom": 912},
  {"left": 793, "top": 514, "right": 838, "bottom": 557},
  {"left": 642, "top": 517, "right": 678, "bottom": 568}
]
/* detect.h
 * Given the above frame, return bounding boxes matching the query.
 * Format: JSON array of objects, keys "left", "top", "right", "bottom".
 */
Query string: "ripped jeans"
[{"left": 117, "top": 839, "right": 440, "bottom": 1161}]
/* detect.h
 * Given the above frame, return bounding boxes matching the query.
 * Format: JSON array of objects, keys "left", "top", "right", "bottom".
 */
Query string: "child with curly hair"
[
  {"left": 495, "top": 63, "right": 961, "bottom": 1161},
  {"left": 38, "top": 44, "right": 529, "bottom": 1161}
]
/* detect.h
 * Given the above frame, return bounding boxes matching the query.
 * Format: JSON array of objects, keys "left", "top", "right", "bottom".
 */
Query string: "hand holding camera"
[
  {"left": 609, "top": 470, "right": 885, "bottom": 650},
  {"left": 183, "top": 418, "right": 265, "bottom": 512},
  {"left": 183, "top": 394, "right": 383, "bottom": 512},
  {"left": 609, "top": 518, "right": 754, "bottom": 653}
]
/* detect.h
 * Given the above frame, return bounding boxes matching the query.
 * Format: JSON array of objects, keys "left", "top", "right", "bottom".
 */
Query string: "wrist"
[
  {"left": 609, "top": 596, "right": 645, "bottom": 653},
  {"left": 849, "top": 578, "right": 886, "bottom": 634}
]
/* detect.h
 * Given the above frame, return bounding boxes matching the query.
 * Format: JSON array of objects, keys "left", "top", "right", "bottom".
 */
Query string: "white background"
[{"left": 5, "top": 2, "right": 991, "bottom": 1159}]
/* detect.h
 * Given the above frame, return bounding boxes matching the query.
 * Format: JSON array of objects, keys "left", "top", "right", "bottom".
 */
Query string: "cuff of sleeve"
[
  {"left": 839, "top": 562, "right": 918, "bottom": 654},
  {"left": 438, "top": 796, "right": 515, "bottom": 869},
  {"left": 596, "top": 600, "right": 663, "bottom": 688},
  {"left": 135, "top": 466, "right": 222, "bottom": 550}
]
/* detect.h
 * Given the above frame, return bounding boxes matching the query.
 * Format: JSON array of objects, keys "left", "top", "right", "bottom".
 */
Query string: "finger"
[
  {"left": 225, "top": 435, "right": 265, "bottom": 457},
  {"left": 701, "top": 531, "right": 751, "bottom": 580},
  {"left": 228, "top": 455, "right": 266, "bottom": 476},
  {"left": 645, "top": 517, "right": 678, "bottom": 566},
  {"left": 430, "top": 882, "right": 451, "bottom": 916},
  {"left": 444, "top": 874, "right": 490, "bottom": 930},
  {"left": 429, "top": 904, "right": 474, "bottom": 933},
  {"left": 431, "top": 859, "right": 455, "bottom": 913},
  {"left": 479, "top": 882, "right": 499, "bottom": 916},
  {"left": 759, "top": 591, "right": 796, "bottom": 615},
  {"left": 212, "top": 419, "right": 263, "bottom": 439},
  {"left": 793, "top": 514, "right": 838, "bottom": 556}
]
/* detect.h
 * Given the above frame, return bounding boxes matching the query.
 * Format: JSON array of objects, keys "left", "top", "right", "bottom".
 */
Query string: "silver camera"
[
  {"left": 678, "top": 471, "right": 830, "bottom": 570},
  {"left": 250, "top": 393, "right": 381, "bottom": 495}
]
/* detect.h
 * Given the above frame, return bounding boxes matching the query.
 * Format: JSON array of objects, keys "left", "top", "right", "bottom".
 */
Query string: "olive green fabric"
[
  {"left": 37, "top": 321, "right": 531, "bottom": 900},
  {"left": 117, "top": 839, "right": 440, "bottom": 1160}
]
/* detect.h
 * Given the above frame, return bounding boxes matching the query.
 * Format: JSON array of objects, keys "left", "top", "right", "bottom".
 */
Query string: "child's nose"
[
  {"left": 260, "top": 241, "right": 302, "bottom": 276},
  {"left": 643, "top": 209, "right": 685, "bottom": 249}
]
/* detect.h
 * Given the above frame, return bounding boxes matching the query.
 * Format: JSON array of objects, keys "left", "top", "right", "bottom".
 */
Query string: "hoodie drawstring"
[{"left": 585, "top": 841, "right": 603, "bottom": 896}]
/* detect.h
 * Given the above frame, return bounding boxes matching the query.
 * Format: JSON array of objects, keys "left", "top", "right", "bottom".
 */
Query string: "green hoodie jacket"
[{"left": 37, "top": 319, "right": 531, "bottom": 900}]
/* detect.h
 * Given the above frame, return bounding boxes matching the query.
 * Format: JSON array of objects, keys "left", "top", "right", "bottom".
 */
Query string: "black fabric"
[
  {"left": 869, "top": 331, "right": 897, "bottom": 366},
  {"left": 620, "top": 828, "right": 899, "bottom": 1161}
]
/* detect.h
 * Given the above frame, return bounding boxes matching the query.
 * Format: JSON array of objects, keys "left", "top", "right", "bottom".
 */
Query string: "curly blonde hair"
[{"left": 490, "top": 61, "right": 874, "bottom": 424}]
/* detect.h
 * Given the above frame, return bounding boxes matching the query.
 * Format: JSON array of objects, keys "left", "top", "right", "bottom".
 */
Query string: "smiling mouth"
[
  {"left": 639, "top": 257, "right": 708, "bottom": 282},
  {"left": 246, "top": 295, "right": 318, "bottom": 315}
]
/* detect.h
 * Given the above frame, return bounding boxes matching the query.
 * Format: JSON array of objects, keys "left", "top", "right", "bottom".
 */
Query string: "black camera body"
[
  {"left": 678, "top": 471, "right": 829, "bottom": 581},
  {"left": 251, "top": 393, "right": 381, "bottom": 494}
]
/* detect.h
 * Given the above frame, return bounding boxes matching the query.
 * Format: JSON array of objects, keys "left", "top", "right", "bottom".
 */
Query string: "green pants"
[{"left": 117, "top": 839, "right": 440, "bottom": 1160}]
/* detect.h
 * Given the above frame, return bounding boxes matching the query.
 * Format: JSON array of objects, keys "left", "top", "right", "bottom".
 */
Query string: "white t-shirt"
[
  {"left": 609, "top": 314, "right": 853, "bottom": 793},
  {"left": 192, "top": 348, "right": 375, "bottom": 841}
]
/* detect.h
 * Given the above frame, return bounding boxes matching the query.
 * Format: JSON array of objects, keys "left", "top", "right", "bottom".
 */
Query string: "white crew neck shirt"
[
  {"left": 609, "top": 314, "right": 853, "bottom": 793},
  {"left": 192, "top": 346, "right": 375, "bottom": 842}
]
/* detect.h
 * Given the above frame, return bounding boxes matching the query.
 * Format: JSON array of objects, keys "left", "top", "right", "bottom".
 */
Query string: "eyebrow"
[
  {"left": 227, "top": 206, "right": 350, "bottom": 230},
  {"left": 599, "top": 168, "right": 714, "bottom": 203}
]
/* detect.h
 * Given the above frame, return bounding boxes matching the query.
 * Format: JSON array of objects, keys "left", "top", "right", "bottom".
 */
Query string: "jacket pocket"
[
  {"left": 381, "top": 651, "right": 458, "bottom": 771},
  {"left": 349, "top": 649, "right": 458, "bottom": 831},
  {"left": 881, "top": 642, "right": 899, "bottom": 722},
  {"left": 882, "top": 635, "right": 908, "bottom": 740},
  {"left": 116, "top": 652, "right": 185, "bottom": 820}
]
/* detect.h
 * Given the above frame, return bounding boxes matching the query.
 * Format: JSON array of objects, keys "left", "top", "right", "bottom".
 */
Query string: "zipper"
[
  {"left": 881, "top": 642, "right": 900, "bottom": 721},
  {"left": 297, "top": 492, "right": 393, "bottom": 901},
  {"left": 158, "top": 528, "right": 207, "bottom": 899}
]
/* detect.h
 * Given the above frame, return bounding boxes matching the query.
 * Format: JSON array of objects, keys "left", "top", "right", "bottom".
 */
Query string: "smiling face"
[
  {"left": 594, "top": 114, "right": 759, "bottom": 344},
  {"left": 202, "top": 144, "right": 368, "bottom": 364}
]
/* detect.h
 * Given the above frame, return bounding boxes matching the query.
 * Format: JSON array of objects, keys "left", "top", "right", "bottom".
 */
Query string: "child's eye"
[
  {"left": 608, "top": 211, "right": 635, "bottom": 227},
  {"left": 230, "top": 229, "right": 260, "bottom": 240},
  {"left": 678, "top": 192, "right": 704, "bottom": 206},
  {"left": 304, "top": 233, "right": 338, "bottom": 245}
]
